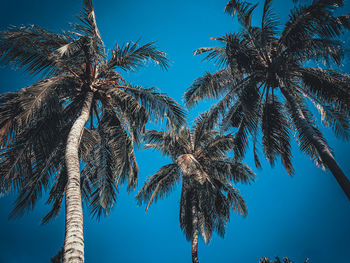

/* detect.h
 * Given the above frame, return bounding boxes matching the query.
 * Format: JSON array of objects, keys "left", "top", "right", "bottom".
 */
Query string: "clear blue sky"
[{"left": 0, "top": 0, "right": 349, "bottom": 262}]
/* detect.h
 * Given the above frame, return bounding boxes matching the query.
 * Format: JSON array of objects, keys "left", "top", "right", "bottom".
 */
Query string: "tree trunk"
[
  {"left": 191, "top": 200, "right": 199, "bottom": 263},
  {"left": 281, "top": 87, "right": 350, "bottom": 201},
  {"left": 63, "top": 92, "right": 93, "bottom": 263}
]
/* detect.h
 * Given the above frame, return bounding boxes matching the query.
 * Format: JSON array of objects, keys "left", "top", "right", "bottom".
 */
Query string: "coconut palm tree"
[
  {"left": 136, "top": 112, "right": 255, "bottom": 263},
  {"left": 185, "top": 0, "right": 350, "bottom": 200},
  {"left": 0, "top": 1, "right": 185, "bottom": 262}
]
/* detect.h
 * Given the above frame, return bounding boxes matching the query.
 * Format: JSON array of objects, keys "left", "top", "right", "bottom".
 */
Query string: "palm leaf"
[
  {"left": 136, "top": 163, "right": 180, "bottom": 212},
  {"left": 107, "top": 41, "right": 169, "bottom": 71}
]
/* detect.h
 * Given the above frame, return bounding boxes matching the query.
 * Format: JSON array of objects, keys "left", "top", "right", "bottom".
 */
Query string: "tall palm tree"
[
  {"left": 136, "top": 112, "right": 255, "bottom": 263},
  {"left": 0, "top": 1, "right": 185, "bottom": 262},
  {"left": 185, "top": 0, "right": 350, "bottom": 200}
]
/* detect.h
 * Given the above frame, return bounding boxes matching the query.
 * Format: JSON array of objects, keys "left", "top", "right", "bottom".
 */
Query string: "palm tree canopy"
[
  {"left": 0, "top": 0, "right": 186, "bottom": 221},
  {"left": 185, "top": 0, "right": 350, "bottom": 175},
  {"left": 136, "top": 111, "right": 255, "bottom": 243}
]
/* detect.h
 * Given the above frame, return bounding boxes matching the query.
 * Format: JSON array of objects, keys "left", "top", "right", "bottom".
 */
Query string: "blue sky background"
[{"left": 0, "top": 0, "right": 349, "bottom": 262}]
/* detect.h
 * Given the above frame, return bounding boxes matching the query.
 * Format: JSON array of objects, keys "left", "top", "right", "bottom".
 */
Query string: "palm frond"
[
  {"left": 70, "top": 0, "right": 105, "bottom": 61},
  {"left": 41, "top": 165, "right": 67, "bottom": 224},
  {"left": 192, "top": 110, "right": 221, "bottom": 150},
  {"left": 224, "top": 83, "right": 261, "bottom": 160},
  {"left": 229, "top": 160, "right": 256, "bottom": 184},
  {"left": 300, "top": 67, "right": 350, "bottom": 111},
  {"left": 185, "top": 69, "right": 233, "bottom": 108},
  {"left": 102, "top": 107, "right": 139, "bottom": 190},
  {"left": 201, "top": 134, "right": 235, "bottom": 159},
  {"left": 299, "top": 87, "right": 350, "bottom": 140},
  {"left": 261, "top": 0, "right": 279, "bottom": 44},
  {"left": 0, "top": 25, "right": 68, "bottom": 76},
  {"left": 280, "top": 0, "right": 349, "bottom": 48},
  {"left": 105, "top": 87, "right": 148, "bottom": 144},
  {"left": 289, "top": 38, "right": 344, "bottom": 65},
  {"left": 82, "top": 124, "right": 116, "bottom": 220},
  {"left": 143, "top": 129, "right": 188, "bottom": 159},
  {"left": 122, "top": 85, "right": 186, "bottom": 130},
  {"left": 136, "top": 164, "right": 180, "bottom": 212},
  {"left": 262, "top": 96, "right": 294, "bottom": 174},
  {"left": 225, "top": 0, "right": 258, "bottom": 28},
  {"left": 107, "top": 41, "right": 169, "bottom": 71},
  {"left": 223, "top": 183, "right": 247, "bottom": 217},
  {"left": 194, "top": 46, "right": 227, "bottom": 67},
  {"left": 283, "top": 87, "right": 330, "bottom": 168}
]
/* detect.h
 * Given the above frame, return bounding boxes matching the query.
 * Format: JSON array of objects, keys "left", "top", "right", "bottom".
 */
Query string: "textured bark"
[
  {"left": 191, "top": 200, "right": 199, "bottom": 263},
  {"left": 63, "top": 92, "right": 93, "bottom": 263},
  {"left": 281, "top": 87, "right": 350, "bottom": 201}
]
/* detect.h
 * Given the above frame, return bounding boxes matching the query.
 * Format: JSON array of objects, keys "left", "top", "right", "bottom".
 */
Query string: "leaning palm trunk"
[
  {"left": 191, "top": 200, "right": 199, "bottom": 263},
  {"left": 63, "top": 92, "right": 93, "bottom": 263},
  {"left": 281, "top": 88, "right": 350, "bottom": 201}
]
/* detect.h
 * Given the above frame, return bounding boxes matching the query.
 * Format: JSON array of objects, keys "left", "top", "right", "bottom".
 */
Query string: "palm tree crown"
[
  {"left": 0, "top": 0, "right": 185, "bottom": 261},
  {"left": 185, "top": 0, "right": 350, "bottom": 200},
  {"left": 136, "top": 112, "right": 255, "bottom": 263}
]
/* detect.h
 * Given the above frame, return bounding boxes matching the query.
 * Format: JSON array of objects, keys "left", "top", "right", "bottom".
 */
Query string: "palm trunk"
[
  {"left": 191, "top": 200, "right": 199, "bottom": 263},
  {"left": 63, "top": 91, "right": 93, "bottom": 263},
  {"left": 281, "top": 87, "right": 350, "bottom": 201}
]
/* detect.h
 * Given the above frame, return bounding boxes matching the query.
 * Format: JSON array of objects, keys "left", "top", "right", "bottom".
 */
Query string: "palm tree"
[
  {"left": 136, "top": 112, "right": 255, "bottom": 263},
  {"left": 185, "top": 0, "right": 350, "bottom": 200},
  {"left": 0, "top": 1, "right": 185, "bottom": 262}
]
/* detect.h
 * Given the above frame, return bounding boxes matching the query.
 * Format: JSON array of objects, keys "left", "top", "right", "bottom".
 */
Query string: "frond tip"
[{"left": 108, "top": 41, "right": 169, "bottom": 71}]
